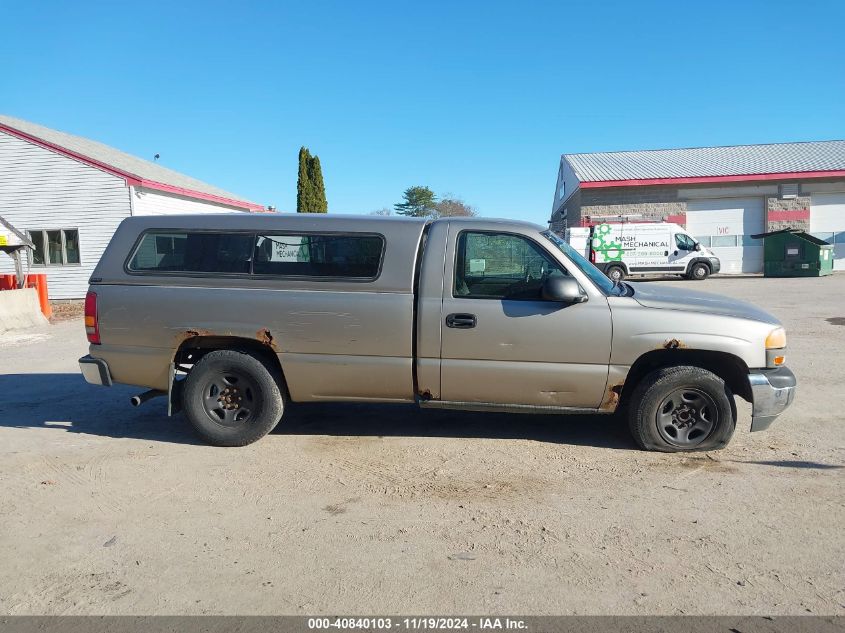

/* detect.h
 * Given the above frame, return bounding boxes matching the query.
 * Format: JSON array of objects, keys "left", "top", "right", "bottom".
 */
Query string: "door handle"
[{"left": 446, "top": 313, "right": 477, "bottom": 329}]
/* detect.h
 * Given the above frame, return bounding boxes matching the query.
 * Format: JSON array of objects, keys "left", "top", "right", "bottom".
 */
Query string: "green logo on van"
[{"left": 592, "top": 224, "right": 623, "bottom": 262}]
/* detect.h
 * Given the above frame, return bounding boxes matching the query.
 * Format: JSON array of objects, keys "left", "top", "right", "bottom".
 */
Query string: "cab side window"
[
  {"left": 454, "top": 231, "right": 567, "bottom": 300},
  {"left": 675, "top": 233, "right": 696, "bottom": 251}
]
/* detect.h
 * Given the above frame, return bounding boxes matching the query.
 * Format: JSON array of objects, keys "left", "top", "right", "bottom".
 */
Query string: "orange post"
[{"left": 26, "top": 273, "right": 52, "bottom": 319}]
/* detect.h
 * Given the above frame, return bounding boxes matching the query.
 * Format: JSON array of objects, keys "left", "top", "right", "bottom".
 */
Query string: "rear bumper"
[
  {"left": 79, "top": 355, "right": 113, "bottom": 387},
  {"left": 749, "top": 367, "right": 796, "bottom": 431}
]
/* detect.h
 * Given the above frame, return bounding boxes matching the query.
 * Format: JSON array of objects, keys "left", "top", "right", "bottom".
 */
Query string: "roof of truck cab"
[
  {"left": 432, "top": 216, "right": 545, "bottom": 231},
  {"left": 119, "top": 213, "right": 545, "bottom": 232},
  {"left": 120, "top": 212, "right": 427, "bottom": 230}
]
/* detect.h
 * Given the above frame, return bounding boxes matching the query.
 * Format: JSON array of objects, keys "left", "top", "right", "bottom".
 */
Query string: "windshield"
[{"left": 541, "top": 230, "right": 619, "bottom": 295}]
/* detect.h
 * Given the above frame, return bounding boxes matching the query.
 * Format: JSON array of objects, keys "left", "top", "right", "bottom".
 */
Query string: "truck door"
[
  {"left": 438, "top": 226, "right": 612, "bottom": 409},
  {"left": 669, "top": 231, "right": 697, "bottom": 271}
]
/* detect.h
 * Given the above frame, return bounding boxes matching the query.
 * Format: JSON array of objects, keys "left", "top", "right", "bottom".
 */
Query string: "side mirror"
[
  {"left": 694, "top": 243, "right": 702, "bottom": 251},
  {"left": 542, "top": 276, "right": 587, "bottom": 303}
]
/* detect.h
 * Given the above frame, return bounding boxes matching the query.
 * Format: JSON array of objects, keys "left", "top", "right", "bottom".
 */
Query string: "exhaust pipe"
[{"left": 130, "top": 389, "right": 166, "bottom": 407}]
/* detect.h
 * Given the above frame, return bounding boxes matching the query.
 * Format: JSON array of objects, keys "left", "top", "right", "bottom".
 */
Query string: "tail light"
[{"left": 84, "top": 291, "right": 100, "bottom": 344}]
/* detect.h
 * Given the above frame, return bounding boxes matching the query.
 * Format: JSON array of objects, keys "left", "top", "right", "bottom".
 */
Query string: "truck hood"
[{"left": 629, "top": 282, "right": 780, "bottom": 325}]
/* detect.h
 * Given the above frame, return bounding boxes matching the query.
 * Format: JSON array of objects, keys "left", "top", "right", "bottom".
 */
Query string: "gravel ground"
[
  {"left": 0, "top": 275, "right": 843, "bottom": 615},
  {"left": 48, "top": 300, "right": 84, "bottom": 323}
]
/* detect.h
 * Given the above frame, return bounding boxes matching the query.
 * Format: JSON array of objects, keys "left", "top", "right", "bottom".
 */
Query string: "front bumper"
[
  {"left": 709, "top": 257, "right": 721, "bottom": 274},
  {"left": 749, "top": 366, "right": 796, "bottom": 431},
  {"left": 79, "top": 355, "right": 113, "bottom": 387}
]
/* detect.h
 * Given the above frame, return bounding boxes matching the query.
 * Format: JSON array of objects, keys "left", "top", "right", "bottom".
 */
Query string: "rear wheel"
[
  {"left": 182, "top": 350, "right": 284, "bottom": 446},
  {"left": 628, "top": 366, "right": 735, "bottom": 452},
  {"left": 688, "top": 262, "right": 710, "bottom": 280},
  {"left": 606, "top": 265, "right": 626, "bottom": 283}
]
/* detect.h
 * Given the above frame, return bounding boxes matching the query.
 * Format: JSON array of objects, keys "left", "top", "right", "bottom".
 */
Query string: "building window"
[
  {"left": 29, "top": 229, "right": 81, "bottom": 266},
  {"left": 556, "top": 177, "right": 566, "bottom": 201},
  {"left": 711, "top": 235, "right": 739, "bottom": 247}
]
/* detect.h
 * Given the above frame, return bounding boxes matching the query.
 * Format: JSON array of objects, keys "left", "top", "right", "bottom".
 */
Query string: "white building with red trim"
[
  {"left": 0, "top": 115, "right": 265, "bottom": 298},
  {"left": 550, "top": 141, "right": 845, "bottom": 273}
]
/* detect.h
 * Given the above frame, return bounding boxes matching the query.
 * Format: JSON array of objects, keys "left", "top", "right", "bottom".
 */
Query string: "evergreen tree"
[
  {"left": 394, "top": 186, "right": 437, "bottom": 217},
  {"left": 309, "top": 155, "right": 328, "bottom": 213},
  {"left": 296, "top": 146, "right": 328, "bottom": 213},
  {"left": 296, "top": 147, "right": 313, "bottom": 213}
]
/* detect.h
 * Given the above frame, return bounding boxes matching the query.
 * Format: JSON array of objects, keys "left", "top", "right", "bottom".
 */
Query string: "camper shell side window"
[{"left": 125, "top": 229, "right": 386, "bottom": 280}]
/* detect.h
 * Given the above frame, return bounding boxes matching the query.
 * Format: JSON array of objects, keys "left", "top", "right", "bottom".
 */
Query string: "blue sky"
[{"left": 2, "top": 0, "right": 843, "bottom": 225}]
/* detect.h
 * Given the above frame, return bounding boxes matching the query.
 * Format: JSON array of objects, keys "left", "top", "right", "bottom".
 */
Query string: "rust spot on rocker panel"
[
  {"left": 600, "top": 383, "right": 624, "bottom": 411},
  {"left": 257, "top": 328, "right": 277, "bottom": 349},
  {"left": 663, "top": 338, "right": 686, "bottom": 350}
]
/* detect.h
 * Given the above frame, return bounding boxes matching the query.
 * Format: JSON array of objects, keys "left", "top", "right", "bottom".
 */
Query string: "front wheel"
[
  {"left": 628, "top": 366, "right": 736, "bottom": 452},
  {"left": 688, "top": 262, "right": 710, "bottom": 280},
  {"left": 182, "top": 350, "right": 285, "bottom": 446},
  {"left": 606, "top": 265, "right": 626, "bottom": 283}
]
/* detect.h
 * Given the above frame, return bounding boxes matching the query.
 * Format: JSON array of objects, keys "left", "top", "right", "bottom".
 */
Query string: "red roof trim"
[
  {"left": 579, "top": 169, "right": 845, "bottom": 188},
  {"left": 0, "top": 122, "right": 264, "bottom": 211}
]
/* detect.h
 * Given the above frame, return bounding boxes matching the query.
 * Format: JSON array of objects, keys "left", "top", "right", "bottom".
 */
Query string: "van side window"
[
  {"left": 675, "top": 233, "right": 696, "bottom": 251},
  {"left": 128, "top": 232, "right": 253, "bottom": 273},
  {"left": 454, "top": 231, "right": 567, "bottom": 300},
  {"left": 253, "top": 234, "right": 383, "bottom": 278}
]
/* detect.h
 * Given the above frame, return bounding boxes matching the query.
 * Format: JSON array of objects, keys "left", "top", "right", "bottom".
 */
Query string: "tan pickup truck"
[{"left": 79, "top": 214, "right": 795, "bottom": 451}]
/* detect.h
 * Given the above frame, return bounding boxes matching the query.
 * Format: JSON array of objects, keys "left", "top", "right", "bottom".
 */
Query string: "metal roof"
[
  {"left": 0, "top": 114, "right": 262, "bottom": 209},
  {"left": 564, "top": 140, "right": 845, "bottom": 184}
]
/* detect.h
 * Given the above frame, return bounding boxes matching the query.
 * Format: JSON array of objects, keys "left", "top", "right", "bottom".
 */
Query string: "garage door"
[
  {"left": 811, "top": 192, "right": 845, "bottom": 271},
  {"left": 686, "top": 197, "right": 765, "bottom": 274}
]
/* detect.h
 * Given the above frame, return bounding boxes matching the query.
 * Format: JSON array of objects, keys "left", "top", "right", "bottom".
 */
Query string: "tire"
[
  {"left": 688, "top": 262, "right": 710, "bottom": 280},
  {"left": 182, "top": 349, "right": 285, "bottom": 446},
  {"left": 606, "top": 265, "right": 626, "bottom": 282},
  {"left": 628, "top": 366, "right": 736, "bottom": 452}
]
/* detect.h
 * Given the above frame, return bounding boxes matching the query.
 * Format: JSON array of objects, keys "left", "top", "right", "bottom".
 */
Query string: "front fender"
[{"left": 607, "top": 298, "right": 770, "bottom": 369}]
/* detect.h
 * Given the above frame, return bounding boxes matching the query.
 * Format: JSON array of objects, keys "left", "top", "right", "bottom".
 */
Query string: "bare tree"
[
  {"left": 370, "top": 208, "right": 393, "bottom": 216},
  {"left": 434, "top": 194, "right": 477, "bottom": 218}
]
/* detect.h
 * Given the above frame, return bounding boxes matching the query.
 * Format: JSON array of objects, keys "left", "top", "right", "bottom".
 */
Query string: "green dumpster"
[{"left": 751, "top": 229, "right": 834, "bottom": 277}]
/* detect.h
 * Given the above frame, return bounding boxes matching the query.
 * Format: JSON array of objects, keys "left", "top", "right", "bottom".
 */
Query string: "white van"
[{"left": 565, "top": 222, "right": 721, "bottom": 282}]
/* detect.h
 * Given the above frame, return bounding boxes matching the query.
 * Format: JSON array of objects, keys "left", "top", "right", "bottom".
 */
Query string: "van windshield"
[{"left": 541, "top": 230, "right": 620, "bottom": 295}]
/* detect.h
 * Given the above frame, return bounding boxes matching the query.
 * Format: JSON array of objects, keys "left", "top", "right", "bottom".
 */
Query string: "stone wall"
[
  {"left": 579, "top": 185, "right": 686, "bottom": 224},
  {"left": 765, "top": 194, "right": 811, "bottom": 232}
]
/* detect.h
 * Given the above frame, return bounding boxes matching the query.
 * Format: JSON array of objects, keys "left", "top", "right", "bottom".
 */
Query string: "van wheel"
[
  {"left": 628, "top": 366, "right": 735, "bottom": 452},
  {"left": 688, "top": 262, "right": 710, "bottom": 280},
  {"left": 606, "top": 265, "right": 626, "bottom": 282},
  {"left": 182, "top": 350, "right": 284, "bottom": 446}
]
